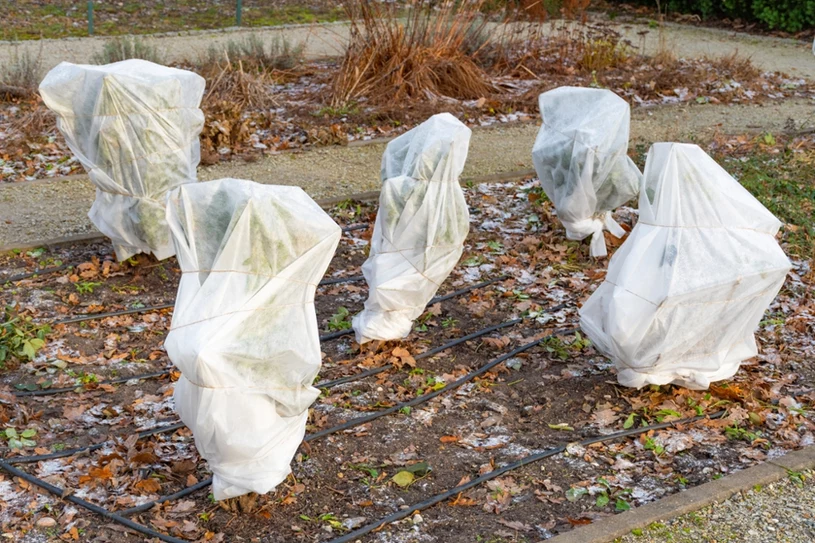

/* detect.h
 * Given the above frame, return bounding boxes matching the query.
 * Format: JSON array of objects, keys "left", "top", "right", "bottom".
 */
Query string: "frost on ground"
[{"left": 0, "top": 176, "right": 812, "bottom": 542}]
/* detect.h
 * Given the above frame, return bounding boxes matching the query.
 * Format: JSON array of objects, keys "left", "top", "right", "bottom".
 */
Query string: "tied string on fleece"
[{"left": 563, "top": 211, "right": 626, "bottom": 258}]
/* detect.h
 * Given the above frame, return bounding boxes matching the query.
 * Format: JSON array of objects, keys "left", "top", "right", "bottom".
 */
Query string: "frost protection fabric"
[
  {"left": 353, "top": 113, "right": 471, "bottom": 343},
  {"left": 579, "top": 143, "right": 791, "bottom": 390},
  {"left": 164, "top": 179, "right": 341, "bottom": 499},
  {"left": 531, "top": 86, "right": 641, "bottom": 257},
  {"left": 39, "top": 60, "right": 205, "bottom": 261}
]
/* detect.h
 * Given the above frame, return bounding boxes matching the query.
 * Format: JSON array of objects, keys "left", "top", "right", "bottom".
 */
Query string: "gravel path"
[
  {"left": 615, "top": 471, "right": 815, "bottom": 543},
  {"left": 2, "top": 97, "right": 814, "bottom": 248},
  {"left": 1, "top": 17, "right": 813, "bottom": 79}
]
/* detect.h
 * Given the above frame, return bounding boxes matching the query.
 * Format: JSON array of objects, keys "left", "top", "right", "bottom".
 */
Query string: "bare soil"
[{"left": 1, "top": 179, "right": 812, "bottom": 543}]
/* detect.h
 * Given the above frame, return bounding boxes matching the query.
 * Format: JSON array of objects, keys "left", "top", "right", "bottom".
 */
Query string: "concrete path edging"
[
  {"left": 548, "top": 445, "right": 815, "bottom": 543},
  {"left": 0, "top": 170, "right": 536, "bottom": 253}
]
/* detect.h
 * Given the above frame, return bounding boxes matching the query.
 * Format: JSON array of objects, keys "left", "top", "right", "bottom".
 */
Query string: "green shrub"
[{"left": 615, "top": 0, "right": 815, "bottom": 33}]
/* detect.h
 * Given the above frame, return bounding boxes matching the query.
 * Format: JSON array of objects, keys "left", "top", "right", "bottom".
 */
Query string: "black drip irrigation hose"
[
  {"left": 316, "top": 299, "right": 567, "bottom": 390},
  {"left": 305, "top": 327, "right": 578, "bottom": 443},
  {"left": 53, "top": 273, "right": 366, "bottom": 326},
  {"left": 55, "top": 303, "right": 175, "bottom": 326},
  {"left": 20, "top": 276, "right": 514, "bottom": 397},
  {"left": 5, "top": 226, "right": 366, "bottom": 286},
  {"left": 340, "top": 223, "right": 368, "bottom": 233},
  {"left": 0, "top": 458, "right": 190, "bottom": 543},
  {"left": 312, "top": 275, "right": 512, "bottom": 348},
  {"left": 4, "top": 264, "right": 73, "bottom": 283},
  {"left": 7, "top": 422, "right": 186, "bottom": 465},
  {"left": 326, "top": 410, "right": 728, "bottom": 543},
  {"left": 14, "top": 369, "right": 172, "bottom": 398},
  {"left": 118, "top": 479, "right": 215, "bottom": 516},
  {"left": 9, "top": 300, "right": 545, "bottom": 465},
  {"left": 110, "top": 325, "right": 578, "bottom": 516}
]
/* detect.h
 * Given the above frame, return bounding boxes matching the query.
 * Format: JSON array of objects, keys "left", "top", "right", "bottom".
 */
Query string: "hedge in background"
[{"left": 618, "top": 0, "right": 815, "bottom": 33}]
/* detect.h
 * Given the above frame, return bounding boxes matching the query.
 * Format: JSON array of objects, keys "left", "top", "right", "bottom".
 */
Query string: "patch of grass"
[
  {"left": 202, "top": 35, "right": 305, "bottom": 73},
  {"left": 92, "top": 36, "right": 163, "bottom": 64},
  {"left": 0, "top": 44, "right": 43, "bottom": 101},
  {"left": 724, "top": 151, "right": 815, "bottom": 257}
]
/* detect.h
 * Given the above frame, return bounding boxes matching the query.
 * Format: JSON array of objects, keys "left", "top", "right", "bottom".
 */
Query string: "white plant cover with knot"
[
  {"left": 579, "top": 143, "right": 791, "bottom": 390},
  {"left": 352, "top": 113, "right": 471, "bottom": 343},
  {"left": 163, "top": 178, "right": 341, "bottom": 499},
  {"left": 531, "top": 86, "right": 642, "bottom": 257},
  {"left": 39, "top": 59, "right": 205, "bottom": 261}
]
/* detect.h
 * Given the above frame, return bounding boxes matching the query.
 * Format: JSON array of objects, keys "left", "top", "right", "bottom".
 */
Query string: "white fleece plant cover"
[
  {"left": 39, "top": 59, "right": 205, "bottom": 261},
  {"left": 163, "top": 178, "right": 341, "bottom": 499},
  {"left": 352, "top": 113, "right": 471, "bottom": 343},
  {"left": 532, "top": 86, "right": 641, "bottom": 257},
  {"left": 579, "top": 143, "right": 791, "bottom": 390}
]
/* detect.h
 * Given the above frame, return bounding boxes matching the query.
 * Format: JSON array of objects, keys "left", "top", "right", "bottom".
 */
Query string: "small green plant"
[
  {"left": 593, "top": 477, "right": 633, "bottom": 511},
  {"left": 4, "top": 427, "right": 37, "bottom": 449},
  {"left": 724, "top": 424, "right": 762, "bottom": 443},
  {"left": 0, "top": 305, "right": 50, "bottom": 366},
  {"left": 643, "top": 437, "right": 665, "bottom": 456},
  {"left": 441, "top": 317, "right": 458, "bottom": 328},
  {"left": 74, "top": 281, "right": 102, "bottom": 294},
  {"left": 486, "top": 240, "right": 503, "bottom": 253},
  {"left": 327, "top": 307, "right": 352, "bottom": 331}
]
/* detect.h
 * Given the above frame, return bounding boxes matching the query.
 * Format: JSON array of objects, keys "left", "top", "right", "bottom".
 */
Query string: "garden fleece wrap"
[
  {"left": 353, "top": 113, "right": 471, "bottom": 343},
  {"left": 163, "top": 178, "right": 341, "bottom": 499},
  {"left": 580, "top": 143, "right": 791, "bottom": 389},
  {"left": 532, "top": 86, "right": 642, "bottom": 257},
  {"left": 39, "top": 59, "right": 205, "bottom": 261}
]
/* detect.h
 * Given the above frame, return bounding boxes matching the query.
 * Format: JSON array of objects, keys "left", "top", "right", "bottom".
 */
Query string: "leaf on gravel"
[
  {"left": 391, "top": 471, "right": 414, "bottom": 488},
  {"left": 439, "top": 435, "right": 459, "bottom": 443}
]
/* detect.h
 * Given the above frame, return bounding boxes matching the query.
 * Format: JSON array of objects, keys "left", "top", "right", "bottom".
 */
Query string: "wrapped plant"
[
  {"left": 532, "top": 86, "right": 641, "bottom": 257},
  {"left": 579, "top": 143, "right": 791, "bottom": 389},
  {"left": 164, "top": 178, "right": 341, "bottom": 499},
  {"left": 39, "top": 59, "right": 205, "bottom": 261},
  {"left": 353, "top": 113, "right": 471, "bottom": 343}
]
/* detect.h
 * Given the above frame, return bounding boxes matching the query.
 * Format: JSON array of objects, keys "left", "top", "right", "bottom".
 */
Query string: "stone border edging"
[
  {"left": 547, "top": 445, "right": 815, "bottom": 543},
  {"left": 0, "top": 169, "right": 537, "bottom": 253}
]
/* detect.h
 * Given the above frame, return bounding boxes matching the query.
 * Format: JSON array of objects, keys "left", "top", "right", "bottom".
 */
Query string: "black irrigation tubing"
[
  {"left": 20, "top": 276, "right": 514, "bottom": 397},
  {"left": 316, "top": 300, "right": 567, "bottom": 390},
  {"left": 4, "top": 264, "right": 73, "bottom": 283},
  {"left": 304, "top": 326, "right": 578, "bottom": 443},
  {"left": 314, "top": 274, "right": 512, "bottom": 344},
  {"left": 327, "top": 409, "right": 728, "bottom": 543},
  {"left": 7, "top": 422, "right": 186, "bottom": 465},
  {"left": 340, "top": 223, "right": 369, "bottom": 233},
  {"left": 118, "top": 478, "right": 215, "bottom": 515},
  {"left": 0, "top": 458, "right": 190, "bottom": 543},
  {"left": 14, "top": 369, "right": 172, "bottom": 398},
  {"left": 52, "top": 273, "right": 366, "bottom": 326},
  {"left": 4, "top": 226, "right": 366, "bottom": 285},
  {"left": 54, "top": 303, "right": 175, "bottom": 326},
  {"left": 114, "top": 325, "right": 579, "bottom": 517}
]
